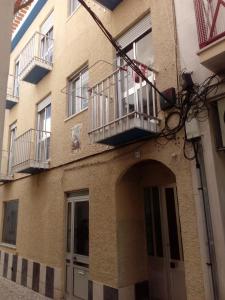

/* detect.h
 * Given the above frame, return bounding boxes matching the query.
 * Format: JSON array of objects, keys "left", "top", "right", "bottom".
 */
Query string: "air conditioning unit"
[{"left": 217, "top": 99, "right": 225, "bottom": 148}]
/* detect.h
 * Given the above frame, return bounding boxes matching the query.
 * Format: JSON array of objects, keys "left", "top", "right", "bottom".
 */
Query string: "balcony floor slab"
[
  {"left": 91, "top": 118, "right": 159, "bottom": 146},
  {"left": 20, "top": 59, "right": 52, "bottom": 84}
]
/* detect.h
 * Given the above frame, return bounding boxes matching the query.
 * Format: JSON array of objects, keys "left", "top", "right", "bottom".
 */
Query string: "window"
[
  {"left": 2, "top": 200, "right": 18, "bottom": 245},
  {"left": 117, "top": 15, "right": 153, "bottom": 67},
  {"left": 13, "top": 60, "right": 20, "bottom": 97},
  {"left": 37, "top": 96, "right": 51, "bottom": 161},
  {"left": 40, "top": 12, "right": 54, "bottom": 63},
  {"left": 68, "top": 0, "right": 80, "bottom": 15},
  {"left": 68, "top": 67, "right": 89, "bottom": 116}
]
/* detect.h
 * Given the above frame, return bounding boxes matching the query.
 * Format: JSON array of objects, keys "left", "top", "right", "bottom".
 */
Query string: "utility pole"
[{"left": 0, "top": 0, "right": 14, "bottom": 169}]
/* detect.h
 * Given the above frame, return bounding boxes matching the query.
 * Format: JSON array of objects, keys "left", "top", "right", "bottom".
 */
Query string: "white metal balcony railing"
[
  {"left": 89, "top": 60, "right": 159, "bottom": 146},
  {"left": 194, "top": 0, "right": 225, "bottom": 48},
  {"left": 6, "top": 74, "right": 19, "bottom": 109},
  {"left": 0, "top": 151, "right": 13, "bottom": 182},
  {"left": 12, "top": 129, "right": 51, "bottom": 174},
  {"left": 19, "top": 31, "right": 53, "bottom": 83}
]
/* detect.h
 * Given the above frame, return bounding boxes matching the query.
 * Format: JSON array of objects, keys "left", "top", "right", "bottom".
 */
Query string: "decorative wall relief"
[{"left": 71, "top": 124, "right": 82, "bottom": 151}]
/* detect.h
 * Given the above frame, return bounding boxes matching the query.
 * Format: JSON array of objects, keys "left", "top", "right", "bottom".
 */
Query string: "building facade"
[
  {"left": 174, "top": 0, "right": 225, "bottom": 299},
  {"left": 0, "top": 0, "right": 224, "bottom": 299}
]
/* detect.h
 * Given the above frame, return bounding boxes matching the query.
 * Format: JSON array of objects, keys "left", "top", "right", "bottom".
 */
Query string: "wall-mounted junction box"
[{"left": 185, "top": 118, "right": 201, "bottom": 140}]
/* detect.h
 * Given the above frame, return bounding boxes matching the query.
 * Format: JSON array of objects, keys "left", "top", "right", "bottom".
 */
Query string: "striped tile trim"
[
  {"left": 89, "top": 280, "right": 149, "bottom": 300},
  {"left": 0, "top": 250, "right": 62, "bottom": 299}
]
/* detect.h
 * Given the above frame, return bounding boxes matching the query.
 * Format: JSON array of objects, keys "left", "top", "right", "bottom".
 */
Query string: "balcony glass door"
[
  {"left": 37, "top": 102, "right": 51, "bottom": 162},
  {"left": 117, "top": 29, "right": 154, "bottom": 119},
  {"left": 40, "top": 27, "right": 53, "bottom": 63},
  {"left": 40, "top": 12, "right": 53, "bottom": 63},
  {"left": 13, "top": 60, "right": 20, "bottom": 98},
  {"left": 66, "top": 193, "right": 89, "bottom": 300},
  {"left": 8, "top": 124, "right": 17, "bottom": 175}
]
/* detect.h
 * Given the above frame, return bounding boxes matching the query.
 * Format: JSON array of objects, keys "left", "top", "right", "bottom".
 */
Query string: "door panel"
[
  {"left": 73, "top": 266, "right": 89, "bottom": 299},
  {"left": 66, "top": 194, "right": 89, "bottom": 300},
  {"left": 145, "top": 186, "right": 186, "bottom": 300},
  {"left": 164, "top": 187, "right": 186, "bottom": 300},
  {"left": 144, "top": 187, "right": 169, "bottom": 300}
]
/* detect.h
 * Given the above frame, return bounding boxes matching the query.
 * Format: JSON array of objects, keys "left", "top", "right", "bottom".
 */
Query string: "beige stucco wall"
[
  {"left": 0, "top": 135, "right": 205, "bottom": 299},
  {"left": 0, "top": 0, "right": 206, "bottom": 299}
]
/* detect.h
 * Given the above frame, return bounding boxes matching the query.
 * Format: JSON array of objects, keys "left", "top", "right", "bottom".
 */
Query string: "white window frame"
[
  {"left": 68, "top": 67, "right": 89, "bottom": 117},
  {"left": 68, "top": 0, "right": 80, "bottom": 16}
]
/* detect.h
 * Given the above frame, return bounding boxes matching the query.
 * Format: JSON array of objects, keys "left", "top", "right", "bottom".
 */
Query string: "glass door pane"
[
  {"left": 37, "top": 104, "right": 51, "bottom": 161},
  {"left": 8, "top": 126, "right": 17, "bottom": 174},
  {"left": 136, "top": 31, "right": 154, "bottom": 67},
  {"left": 74, "top": 201, "right": 89, "bottom": 257},
  {"left": 13, "top": 61, "right": 20, "bottom": 97},
  {"left": 165, "top": 188, "right": 181, "bottom": 260},
  {"left": 67, "top": 202, "right": 72, "bottom": 253}
]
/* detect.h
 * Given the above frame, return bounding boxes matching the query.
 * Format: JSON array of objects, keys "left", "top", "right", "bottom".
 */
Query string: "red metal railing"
[{"left": 194, "top": 0, "right": 225, "bottom": 48}]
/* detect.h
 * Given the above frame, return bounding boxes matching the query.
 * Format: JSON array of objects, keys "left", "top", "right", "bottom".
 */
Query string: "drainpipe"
[
  {"left": 0, "top": 0, "right": 14, "bottom": 170},
  {"left": 194, "top": 139, "right": 219, "bottom": 300}
]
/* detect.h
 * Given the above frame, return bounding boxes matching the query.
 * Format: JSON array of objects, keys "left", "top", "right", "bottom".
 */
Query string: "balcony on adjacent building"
[
  {"left": 89, "top": 60, "right": 160, "bottom": 146},
  {"left": 19, "top": 31, "right": 53, "bottom": 84},
  {"left": 94, "top": 0, "right": 123, "bottom": 10},
  {"left": 6, "top": 75, "right": 19, "bottom": 109},
  {"left": 0, "top": 151, "right": 13, "bottom": 183},
  {"left": 12, "top": 129, "right": 51, "bottom": 174},
  {"left": 194, "top": 0, "right": 225, "bottom": 72}
]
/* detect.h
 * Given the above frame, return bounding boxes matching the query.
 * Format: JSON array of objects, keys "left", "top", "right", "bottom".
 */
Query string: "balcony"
[
  {"left": 94, "top": 0, "right": 123, "bottom": 10},
  {"left": 194, "top": 0, "right": 225, "bottom": 73},
  {"left": 89, "top": 60, "right": 160, "bottom": 146},
  {"left": 6, "top": 75, "right": 19, "bottom": 109},
  {"left": 12, "top": 129, "right": 51, "bottom": 174},
  {"left": 0, "top": 151, "right": 13, "bottom": 183},
  {"left": 19, "top": 31, "right": 53, "bottom": 84}
]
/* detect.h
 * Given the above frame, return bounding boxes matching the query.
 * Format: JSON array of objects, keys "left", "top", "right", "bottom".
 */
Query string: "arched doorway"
[{"left": 116, "top": 160, "right": 187, "bottom": 300}]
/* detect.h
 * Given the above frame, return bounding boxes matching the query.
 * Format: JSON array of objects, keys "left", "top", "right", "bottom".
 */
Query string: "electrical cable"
[{"left": 77, "top": 0, "right": 173, "bottom": 105}]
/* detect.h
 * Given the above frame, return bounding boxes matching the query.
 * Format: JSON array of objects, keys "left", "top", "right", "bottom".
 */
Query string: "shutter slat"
[
  {"left": 41, "top": 11, "right": 53, "bottom": 35},
  {"left": 117, "top": 15, "right": 151, "bottom": 49}
]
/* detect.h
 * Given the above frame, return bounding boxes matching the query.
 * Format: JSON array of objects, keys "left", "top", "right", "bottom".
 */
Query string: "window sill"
[
  {"left": 0, "top": 242, "right": 16, "bottom": 250},
  {"left": 66, "top": 4, "right": 81, "bottom": 23},
  {"left": 64, "top": 107, "right": 88, "bottom": 122}
]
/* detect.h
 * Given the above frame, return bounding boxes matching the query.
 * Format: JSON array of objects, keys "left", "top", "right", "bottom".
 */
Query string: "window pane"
[
  {"left": 165, "top": 188, "right": 180, "bottom": 260},
  {"left": 2, "top": 200, "right": 19, "bottom": 245},
  {"left": 68, "top": 67, "right": 88, "bottom": 116},
  {"left": 45, "top": 105, "right": 51, "bottom": 132},
  {"left": 81, "top": 69, "right": 89, "bottom": 110},
  {"left": 74, "top": 201, "right": 89, "bottom": 256},
  {"left": 136, "top": 32, "right": 154, "bottom": 67},
  {"left": 70, "top": 0, "right": 80, "bottom": 15}
]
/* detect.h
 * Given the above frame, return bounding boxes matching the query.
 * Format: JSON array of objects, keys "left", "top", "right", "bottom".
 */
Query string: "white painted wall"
[
  {"left": 174, "top": 1, "right": 225, "bottom": 299},
  {"left": 0, "top": 0, "right": 14, "bottom": 168}
]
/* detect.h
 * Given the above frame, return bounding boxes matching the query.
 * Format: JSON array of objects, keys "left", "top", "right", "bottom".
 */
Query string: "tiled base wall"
[
  {"left": 89, "top": 280, "right": 149, "bottom": 300},
  {"left": 0, "top": 249, "right": 149, "bottom": 300},
  {"left": 0, "top": 250, "right": 63, "bottom": 299}
]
